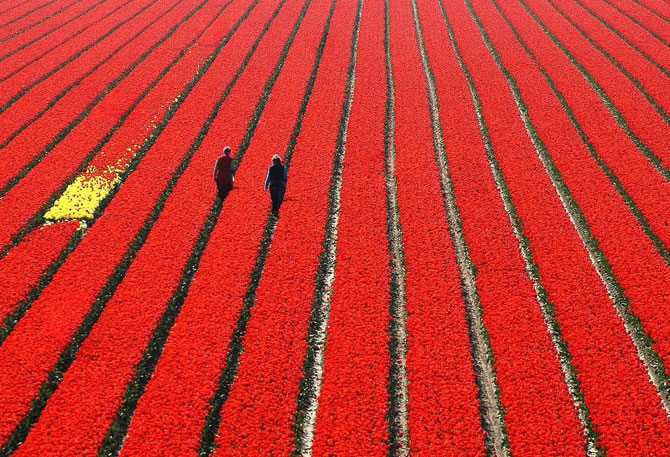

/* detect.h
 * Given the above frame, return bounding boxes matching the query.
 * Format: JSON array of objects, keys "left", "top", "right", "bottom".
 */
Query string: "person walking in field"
[
  {"left": 265, "top": 154, "right": 287, "bottom": 216},
  {"left": 214, "top": 146, "right": 236, "bottom": 200}
]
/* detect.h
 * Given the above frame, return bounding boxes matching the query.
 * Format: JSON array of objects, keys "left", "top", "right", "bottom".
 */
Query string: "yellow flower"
[{"left": 45, "top": 173, "right": 120, "bottom": 221}]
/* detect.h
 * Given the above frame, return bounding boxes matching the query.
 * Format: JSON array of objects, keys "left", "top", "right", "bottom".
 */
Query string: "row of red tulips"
[
  {"left": 210, "top": 0, "right": 358, "bottom": 452},
  {"left": 0, "top": 0, "right": 78, "bottom": 40},
  {"left": 500, "top": 0, "right": 670, "bottom": 265},
  {"left": 0, "top": 0, "right": 233, "bottom": 322},
  {"left": 392, "top": 0, "right": 487, "bottom": 452},
  {"left": 0, "top": 0, "right": 104, "bottom": 54},
  {"left": 10, "top": 0, "right": 313, "bottom": 452},
  {"left": 0, "top": 0, "right": 181, "bottom": 189},
  {"left": 2, "top": 0, "right": 670, "bottom": 454},
  {"left": 0, "top": 0, "right": 234, "bottom": 338},
  {"left": 523, "top": 0, "right": 670, "bottom": 176},
  {"left": 428, "top": 0, "right": 589, "bottom": 452},
  {"left": 0, "top": 0, "right": 109, "bottom": 60},
  {"left": 501, "top": 0, "right": 670, "bottom": 373},
  {"left": 573, "top": 0, "right": 670, "bottom": 72},
  {"left": 608, "top": 0, "right": 670, "bottom": 42},
  {"left": 307, "top": 0, "right": 390, "bottom": 452},
  {"left": 546, "top": 0, "right": 670, "bottom": 140},
  {"left": 0, "top": 0, "right": 227, "bottom": 250},
  {"left": 0, "top": 222, "right": 78, "bottom": 325},
  {"left": 0, "top": 0, "right": 138, "bottom": 81},
  {"left": 462, "top": 0, "right": 670, "bottom": 452},
  {"left": 0, "top": 0, "right": 265, "bottom": 447},
  {"left": 0, "top": 0, "right": 157, "bottom": 106},
  {"left": 118, "top": 0, "right": 336, "bottom": 452},
  {"left": 0, "top": 0, "right": 53, "bottom": 20},
  {"left": 0, "top": 0, "right": 48, "bottom": 20}
]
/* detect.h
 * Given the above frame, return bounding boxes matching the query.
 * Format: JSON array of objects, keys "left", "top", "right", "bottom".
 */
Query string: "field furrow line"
[
  {"left": 0, "top": 0, "right": 70, "bottom": 31},
  {"left": 0, "top": 0, "right": 56, "bottom": 21},
  {"left": 0, "top": 223, "right": 80, "bottom": 327},
  {"left": 0, "top": 0, "right": 161, "bottom": 104},
  {"left": 199, "top": 2, "right": 358, "bottom": 456},
  {"left": 0, "top": 0, "right": 258, "bottom": 359},
  {"left": 0, "top": 6, "right": 247, "bottom": 294},
  {"left": 411, "top": 0, "right": 516, "bottom": 455},
  {"left": 0, "top": 0, "right": 102, "bottom": 46},
  {"left": 0, "top": 0, "right": 248, "bottom": 258},
  {"left": 115, "top": 2, "right": 339, "bottom": 453},
  {"left": 604, "top": 0, "right": 670, "bottom": 42},
  {"left": 386, "top": 0, "right": 490, "bottom": 455},
  {"left": 493, "top": 0, "right": 670, "bottom": 261},
  {"left": 0, "top": 0, "right": 164, "bottom": 149},
  {"left": 0, "top": 0, "right": 146, "bottom": 80},
  {"left": 0, "top": 0, "right": 205, "bottom": 299},
  {"left": 535, "top": 0, "right": 670, "bottom": 132},
  {"left": 0, "top": 225, "right": 88, "bottom": 338},
  {"left": 0, "top": 0, "right": 34, "bottom": 18},
  {"left": 382, "top": 0, "right": 409, "bottom": 454},
  {"left": 469, "top": 0, "right": 670, "bottom": 451},
  {"left": 509, "top": 0, "right": 670, "bottom": 192},
  {"left": 0, "top": 0, "right": 118, "bottom": 64},
  {"left": 288, "top": 3, "right": 357, "bottom": 456},
  {"left": 568, "top": 0, "right": 670, "bottom": 76},
  {"left": 383, "top": 2, "right": 488, "bottom": 455},
  {"left": 427, "top": 0, "right": 600, "bottom": 454},
  {"left": 0, "top": 0, "right": 104, "bottom": 48},
  {"left": 0, "top": 0, "right": 83, "bottom": 43},
  {"left": 489, "top": 0, "right": 670, "bottom": 277},
  {"left": 462, "top": 5, "right": 604, "bottom": 455},
  {"left": 0, "top": 0, "right": 277, "bottom": 448},
  {"left": 508, "top": 0, "right": 670, "bottom": 382},
  {"left": 0, "top": 2, "right": 205, "bottom": 254},
  {"left": 503, "top": 57, "right": 670, "bottom": 411},
  {"left": 304, "top": 0, "right": 403, "bottom": 452},
  {"left": 5, "top": 0, "right": 318, "bottom": 454},
  {"left": 627, "top": 0, "right": 670, "bottom": 20},
  {"left": 0, "top": 0, "right": 184, "bottom": 190},
  {"left": 460, "top": 1, "right": 619, "bottom": 454}
]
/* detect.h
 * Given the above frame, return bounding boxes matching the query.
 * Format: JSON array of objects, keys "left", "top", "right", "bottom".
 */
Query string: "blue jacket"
[{"left": 265, "top": 164, "right": 287, "bottom": 190}]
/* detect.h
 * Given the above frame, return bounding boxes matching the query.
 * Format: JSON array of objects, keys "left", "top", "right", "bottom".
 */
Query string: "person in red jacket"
[{"left": 213, "top": 146, "right": 236, "bottom": 199}]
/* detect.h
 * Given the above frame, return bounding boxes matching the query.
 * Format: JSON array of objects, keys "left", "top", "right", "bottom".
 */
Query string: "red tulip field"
[{"left": 2, "top": 0, "right": 670, "bottom": 454}]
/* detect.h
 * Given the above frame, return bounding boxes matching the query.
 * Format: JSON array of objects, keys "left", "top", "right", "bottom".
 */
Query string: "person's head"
[
  {"left": 272, "top": 154, "right": 281, "bottom": 166},
  {"left": 223, "top": 146, "right": 231, "bottom": 156}
]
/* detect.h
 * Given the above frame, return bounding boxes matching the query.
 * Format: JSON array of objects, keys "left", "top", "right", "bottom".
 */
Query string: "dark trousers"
[
  {"left": 269, "top": 183, "right": 285, "bottom": 214},
  {"left": 217, "top": 178, "right": 232, "bottom": 200}
]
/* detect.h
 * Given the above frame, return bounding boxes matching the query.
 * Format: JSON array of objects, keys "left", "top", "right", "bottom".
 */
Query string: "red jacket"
[{"left": 214, "top": 155, "right": 234, "bottom": 187}]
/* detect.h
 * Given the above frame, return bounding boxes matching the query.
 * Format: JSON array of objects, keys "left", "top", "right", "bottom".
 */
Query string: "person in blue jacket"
[{"left": 264, "top": 154, "right": 287, "bottom": 215}]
